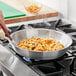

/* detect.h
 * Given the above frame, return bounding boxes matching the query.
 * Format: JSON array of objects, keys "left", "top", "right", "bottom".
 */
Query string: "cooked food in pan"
[{"left": 18, "top": 37, "right": 64, "bottom": 51}]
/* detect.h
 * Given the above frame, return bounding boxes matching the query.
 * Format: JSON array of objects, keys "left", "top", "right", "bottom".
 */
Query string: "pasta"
[
  {"left": 18, "top": 37, "right": 64, "bottom": 51},
  {"left": 26, "top": 5, "right": 41, "bottom": 13}
]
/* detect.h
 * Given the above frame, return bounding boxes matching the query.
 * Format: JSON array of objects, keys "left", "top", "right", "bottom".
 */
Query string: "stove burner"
[
  {"left": 33, "top": 61, "right": 63, "bottom": 76},
  {"left": 16, "top": 51, "right": 73, "bottom": 76},
  {"left": 23, "top": 57, "right": 30, "bottom": 62},
  {"left": 21, "top": 52, "right": 72, "bottom": 65}
]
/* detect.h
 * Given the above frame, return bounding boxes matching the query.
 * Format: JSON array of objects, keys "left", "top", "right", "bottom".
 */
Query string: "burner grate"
[{"left": 31, "top": 61, "right": 64, "bottom": 76}]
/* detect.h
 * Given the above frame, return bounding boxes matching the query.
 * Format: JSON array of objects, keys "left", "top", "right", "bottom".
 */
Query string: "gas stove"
[{"left": 1, "top": 19, "right": 76, "bottom": 76}]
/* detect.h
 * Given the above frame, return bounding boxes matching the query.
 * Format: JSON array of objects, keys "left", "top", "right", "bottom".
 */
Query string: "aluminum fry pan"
[{"left": 11, "top": 29, "right": 72, "bottom": 60}]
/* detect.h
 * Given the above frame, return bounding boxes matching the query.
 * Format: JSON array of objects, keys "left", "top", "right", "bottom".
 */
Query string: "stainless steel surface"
[
  {"left": 2, "top": 55, "right": 39, "bottom": 76},
  {"left": 11, "top": 28, "right": 72, "bottom": 60},
  {"left": 0, "top": 44, "right": 14, "bottom": 66},
  {"left": 0, "top": 62, "right": 14, "bottom": 76},
  {"left": 0, "top": 44, "right": 39, "bottom": 76}
]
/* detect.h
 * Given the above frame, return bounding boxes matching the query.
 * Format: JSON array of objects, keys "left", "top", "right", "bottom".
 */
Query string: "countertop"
[{"left": 1, "top": 0, "right": 58, "bottom": 24}]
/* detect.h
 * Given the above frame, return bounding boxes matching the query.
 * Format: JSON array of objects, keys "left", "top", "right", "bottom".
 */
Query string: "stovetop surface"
[{"left": 1, "top": 19, "right": 76, "bottom": 76}]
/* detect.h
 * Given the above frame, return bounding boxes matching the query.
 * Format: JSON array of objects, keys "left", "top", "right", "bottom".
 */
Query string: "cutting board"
[
  {"left": 0, "top": 1, "right": 26, "bottom": 19},
  {"left": 0, "top": 0, "right": 58, "bottom": 24}
]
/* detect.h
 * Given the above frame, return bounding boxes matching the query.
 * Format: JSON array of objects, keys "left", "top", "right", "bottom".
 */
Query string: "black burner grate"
[{"left": 32, "top": 61, "right": 63, "bottom": 76}]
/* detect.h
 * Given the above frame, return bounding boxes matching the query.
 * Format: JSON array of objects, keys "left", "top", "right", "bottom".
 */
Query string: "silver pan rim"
[{"left": 11, "top": 28, "right": 72, "bottom": 53}]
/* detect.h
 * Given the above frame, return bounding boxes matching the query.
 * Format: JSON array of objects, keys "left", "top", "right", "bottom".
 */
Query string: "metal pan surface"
[{"left": 11, "top": 29, "right": 72, "bottom": 60}]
